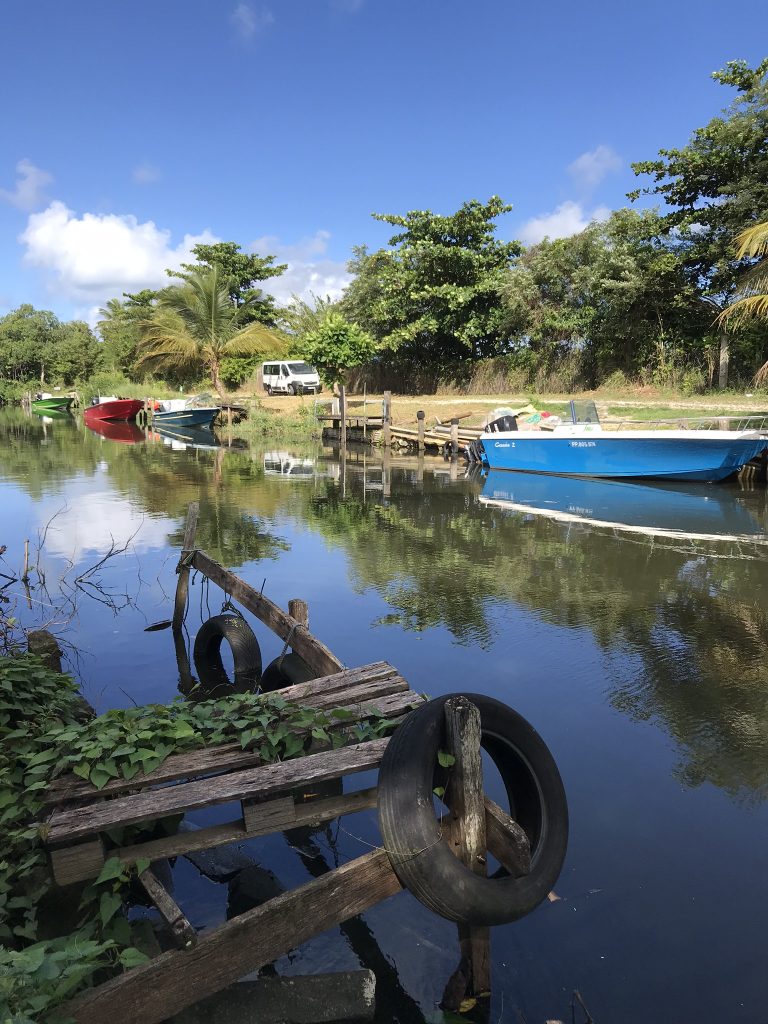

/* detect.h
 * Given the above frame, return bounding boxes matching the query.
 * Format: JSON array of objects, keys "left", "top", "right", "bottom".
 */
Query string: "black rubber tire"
[
  {"left": 266, "top": 385, "right": 273, "bottom": 395},
  {"left": 377, "top": 693, "right": 568, "bottom": 926},
  {"left": 259, "top": 652, "right": 316, "bottom": 692},
  {"left": 193, "top": 614, "right": 262, "bottom": 691},
  {"left": 287, "top": 383, "right": 297, "bottom": 396}
]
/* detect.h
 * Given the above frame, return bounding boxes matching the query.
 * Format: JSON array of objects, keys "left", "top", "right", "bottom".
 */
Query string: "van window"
[
  {"left": 280, "top": 364, "right": 289, "bottom": 376},
  {"left": 287, "top": 362, "right": 315, "bottom": 374}
]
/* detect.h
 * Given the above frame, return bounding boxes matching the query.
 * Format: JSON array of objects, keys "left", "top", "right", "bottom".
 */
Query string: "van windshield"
[{"left": 287, "top": 362, "right": 315, "bottom": 374}]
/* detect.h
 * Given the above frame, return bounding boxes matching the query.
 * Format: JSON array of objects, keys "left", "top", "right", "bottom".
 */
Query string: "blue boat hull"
[
  {"left": 480, "top": 434, "right": 768, "bottom": 482},
  {"left": 153, "top": 408, "right": 219, "bottom": 429},
  {"left": 479, "top": 471, "right": 765, "bottom": 539}
]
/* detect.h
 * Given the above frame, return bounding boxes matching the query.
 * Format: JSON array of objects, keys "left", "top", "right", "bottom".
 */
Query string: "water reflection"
[
  {"left": 86, "top": 419, "right": 146, "bottom": 445},
  {"left": 479, "top": 469, "right": 767, "bottom": 542}
]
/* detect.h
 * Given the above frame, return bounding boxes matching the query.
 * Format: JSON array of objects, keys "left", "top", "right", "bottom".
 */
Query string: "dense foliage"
[
  {"left": 298, "top": 312, "right": 377, "bottom": 387},
  {"left": 0, "top": 651, "right": 397, "bottom": 1019},
  {"left": 1, "top": 60, "right": 767, "bottom": 400}
]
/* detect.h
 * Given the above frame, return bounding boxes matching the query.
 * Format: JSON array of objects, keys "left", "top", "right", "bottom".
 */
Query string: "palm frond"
[
  {"left": 221, "top": 323, "right": 290, "bottom": 358},
  {"left": 734, "top": 221, "right": 768, "bottom": 260},
  {"left": 718, "top": 294, "right": 768, "bottom": 328}
]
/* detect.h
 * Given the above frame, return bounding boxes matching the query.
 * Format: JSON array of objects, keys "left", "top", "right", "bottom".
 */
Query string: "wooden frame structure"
[{"left": 45, "top": 503, "right": 532, "bottom": 1023}]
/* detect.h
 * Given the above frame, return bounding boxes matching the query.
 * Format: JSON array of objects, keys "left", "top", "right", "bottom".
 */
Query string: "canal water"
[{"left": 1, "top": 407, "right": 767, "bottom": 1024}]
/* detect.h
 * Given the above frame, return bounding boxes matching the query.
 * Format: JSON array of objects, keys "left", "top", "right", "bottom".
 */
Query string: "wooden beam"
[
  {"left": 56, "top": 849, "right": 403, "bottom": 1024},
  {"left": 138, "top": 868, "right": 197, "bottom": 949},
  {"left": 46, "top": 739, "right": 389, "bottom": 845},
  {"left": 191, "top": 550, "right": 343, "bottom": 677},
  {"left": 443, "top": 696, "right": 490, "bottom": 1002},
  {"left": 49, "top": 837, "right": 106, "bottom": 887},
  {"left": 484, "top": 797, "right": 530, "bottom": 877},
  {"left": 173, "top": 502, "right": 199, "bottom": 629}
]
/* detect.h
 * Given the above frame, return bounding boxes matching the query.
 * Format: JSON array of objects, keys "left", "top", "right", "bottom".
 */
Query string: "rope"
[{"left": 277, "top": 621, "right": 305, "bottom": 669}]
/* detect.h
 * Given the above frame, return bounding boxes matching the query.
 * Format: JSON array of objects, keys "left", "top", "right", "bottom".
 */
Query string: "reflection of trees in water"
[
  {"left": 0, "top": 409, "right": 98, "bottom": 499},
  {"left": 303, "top": 470, "right": 768, "bottom": 803}
]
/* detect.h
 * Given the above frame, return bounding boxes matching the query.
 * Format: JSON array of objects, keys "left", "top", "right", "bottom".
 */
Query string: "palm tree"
[
  {"left": 137, "top": 265, "right": 287, "bottom": 398},
  {"left": 718, "top": 221, "right": 768, "bottom": 383}
]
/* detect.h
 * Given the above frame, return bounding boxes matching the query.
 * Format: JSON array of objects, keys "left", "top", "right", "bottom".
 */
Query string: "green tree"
[
  {"left": 137, "top": 265, "right": 286, "bottom": 398},
  {"left": 279, "top": 292, "right": 338, "bottom": 337},
  {"left": 718, "top": 221, "right": 768, "bottom": 383},
  {"left": 341, "top": 197, "right": 519, "bottom": 378},
  {"left": 98, "top": 290, "right": 159, "bottom": 379},
  {"left": 298, "top": 312, "right": 377, "bottom": 388},
  {"left": 172, "top": 241, "right": 287, "bottom": 325},
  {"left": 0, "top": 305, "right": 60, "bottom": 385},
  {"left": 630, "top": 58, "right": 768, "bottom": 385},
  {"left": 52, "top": 321, "right": 103, "bottom": 383}
]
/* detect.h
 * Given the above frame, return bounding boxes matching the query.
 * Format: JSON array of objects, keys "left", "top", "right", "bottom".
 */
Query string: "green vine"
[{"left": 0, "top": 653, "right": 399, "bottom": 1021}]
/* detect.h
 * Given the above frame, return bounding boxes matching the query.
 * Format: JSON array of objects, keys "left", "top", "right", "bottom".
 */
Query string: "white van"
[{"left": 261, "top": 361, "right": 322, "bottom": 395}]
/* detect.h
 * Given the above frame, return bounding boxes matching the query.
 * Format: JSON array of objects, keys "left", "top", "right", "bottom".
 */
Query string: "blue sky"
[{"left": 1, "top": 0, "right": 766, "bottom": 326}]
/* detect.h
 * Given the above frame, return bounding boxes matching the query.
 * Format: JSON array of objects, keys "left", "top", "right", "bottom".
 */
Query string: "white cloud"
[
  {"left": 40, "top": 491, "right": 171, "bottom": 563},
  {"left": 132, "top": 162, "right": 161, "bottom": 185},
  {"left": 568, "top": 145, "right": 621, "bottom": 190},
  {"left": 249, "top": 230, "right": 352, "bottom": 305},
  {"left": 20, "top": 200, "right": 218, "bottom": 302},
  {"left": 519, "top": 201, "right": 610, "bottom": 246},
  {"left": 231, "top": 3, "right": 274, "bottom": 38},
  {"left": 0, "top": 159, "right": 53, "bottom": 211}
]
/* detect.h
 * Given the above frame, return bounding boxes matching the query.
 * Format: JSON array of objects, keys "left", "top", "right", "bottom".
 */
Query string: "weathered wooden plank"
[
  {"left": 242, "top": 794, "right": 295, "bottom": 833},
  {"left": 173, "top": 503, "right": 199, "bottom": 629},
  {"left": 46, "top": 739, "right": 389, "bottom": 845},
  {"left": 44, "top": 663, "right": 402, "bottom": 805},
  {"left": 138, "top": 868, "right": 197, "bottom": 949},
  {"left": 191, "top": 551, "right": 343, "bottom": 676},
  {"left": 443, "top": 697, "right": 490, "bottom": 1000},
  {"left": 484, "top": 797, "right": 530, "bottom": 877},
  {"left": 114, "top": 788, "right": 380, "bottom": 872},
  {"left": 56, "top": 849, "right": 403, "bottom": 1024},
  {"left": 49, "top": 837, "right": 106, "bottom": 887}
]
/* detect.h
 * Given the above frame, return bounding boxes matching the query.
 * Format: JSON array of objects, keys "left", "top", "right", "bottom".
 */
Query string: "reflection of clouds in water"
[{"left": 40, "top": 492, "right": 170, "bottom": 563}]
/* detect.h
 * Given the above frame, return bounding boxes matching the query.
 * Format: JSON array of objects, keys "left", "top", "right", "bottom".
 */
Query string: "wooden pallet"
[{"left": 44, "top": 661, "right": 425, "bottom": 886}]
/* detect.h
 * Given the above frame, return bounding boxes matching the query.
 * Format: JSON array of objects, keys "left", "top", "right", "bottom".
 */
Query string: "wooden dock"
[{"left": 44, "top": 503, "right": 540, "bottom": 1023}]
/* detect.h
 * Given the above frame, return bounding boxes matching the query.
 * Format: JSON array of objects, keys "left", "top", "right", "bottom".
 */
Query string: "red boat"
[{"left": 83, "top": 398, "right": 144, "bottom": 423}]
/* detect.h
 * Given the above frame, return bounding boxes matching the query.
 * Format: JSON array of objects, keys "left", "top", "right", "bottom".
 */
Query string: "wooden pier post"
[
  {"left": 382, "top": 391, "right": 392, "bottom": 449},
  {"left": 339, "top": 386, "right": 347, "bottom": 449},
  {"left": 288, "top": 598, "right": 309, "bottom": 630},
  {"left": 173, "top": 502, "right": 199, "bottom": 630},
  {"left": 442, "top": 696, "right": 490, "bottom": 1004},
  {"left": 416, "top": 410, "right": 425, "bottom": 453},
  {"left": 450, "top": 418, "right": 459, "bottom": 459}
]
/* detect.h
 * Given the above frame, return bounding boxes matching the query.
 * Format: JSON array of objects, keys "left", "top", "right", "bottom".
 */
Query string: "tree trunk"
[
  {"left": 210, "top": 358, "right": 226, "bottom": 401},
  {"left": 718, "top": 332, "right": 730, "bottom": 389}
]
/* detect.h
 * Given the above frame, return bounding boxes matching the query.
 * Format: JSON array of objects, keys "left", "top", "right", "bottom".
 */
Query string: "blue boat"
[
  {"left": 479, "top": 470, "right": 766, "bottom": 541},
  {"left": 153, "top": 394, "right": 220, "bottom": 429},
  {"left": 479, "top": 401, "right": 768, "bottom": 482}
]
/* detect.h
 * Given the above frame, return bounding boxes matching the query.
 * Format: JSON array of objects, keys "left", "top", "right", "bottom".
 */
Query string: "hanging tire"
[
  {"left": 193, "top": 614, "right": 262, "bottom": 691},
  {"left": 377, "top": 693, "right": 568, "bottom": 926},
  {"left": 259, "top": 652, "right": 316, "bottom": 692}
]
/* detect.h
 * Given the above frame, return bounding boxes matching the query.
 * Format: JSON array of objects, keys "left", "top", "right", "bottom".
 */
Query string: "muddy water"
[{"left": 1, "top": 407, "right": 767, "bottom": 1023}]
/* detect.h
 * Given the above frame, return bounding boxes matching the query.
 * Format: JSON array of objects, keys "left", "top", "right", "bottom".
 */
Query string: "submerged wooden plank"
[
  {"left": 138, "top": 868, "right": 197, "bottom": 949},
  {"left": 46, "top": 739, "right": 389, "bottom": 845},
  {"left": 114, "top": 787, "right": 379, "bottom": 872},
  {"left": 56, "top": 849, "right": 403, "bottom": 1024},
  {"left": 191, "top": 551, "right": 344, "bottom": 677}
]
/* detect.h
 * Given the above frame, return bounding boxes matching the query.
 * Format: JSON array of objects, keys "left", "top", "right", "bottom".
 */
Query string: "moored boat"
[
  {"left": 478, "top": 401, "right": 768, "bottom": 482},
  {"left": 31, "top": 393, "right": 73, "bottom": 413},
  {"left": 83, "top": 397, "right": 144, "bottom": 424},
  {"left": 152, "top": 393, "right": 220, "bottom": 429}
]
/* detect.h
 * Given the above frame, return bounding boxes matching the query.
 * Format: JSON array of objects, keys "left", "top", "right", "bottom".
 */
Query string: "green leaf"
[
  {"left": 99, "top": 891, "right": 122, "bottom": 926},
  {"left": 94, "top": 857, "right": 126, "bottom": 885},
  {"left": 118, "top": 946, "right": 150, "bottom": 969},
  {"left": 437, "top": 751, "right": 455, "bottom": 769}
]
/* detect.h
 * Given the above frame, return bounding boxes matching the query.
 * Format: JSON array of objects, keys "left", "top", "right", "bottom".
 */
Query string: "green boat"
[{"left": 31, "top": 394, "right": 74, "bottom": 413}]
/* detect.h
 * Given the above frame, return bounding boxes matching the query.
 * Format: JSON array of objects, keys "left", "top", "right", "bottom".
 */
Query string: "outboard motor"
[{"left": 485, "top": 414, "right": 518, "bottom": 432}]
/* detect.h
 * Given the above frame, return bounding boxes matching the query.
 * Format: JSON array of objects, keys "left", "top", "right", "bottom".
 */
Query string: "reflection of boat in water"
[
  {"left": 479, "top": 470, "right": 767, "bottom": 542},
  {"left": 263, "top": 451, "right": 315, "bottom": 479},
  {"left": 34, "top": 408, "right": 72, "bottom": 422},
  {"left": 151, "top": 425, "right": 220, "bottom": 451},
  {"left": 86, "top": 419, "right": 146, "bottom": 444}
]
